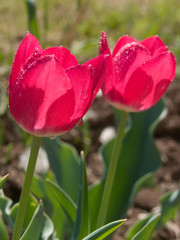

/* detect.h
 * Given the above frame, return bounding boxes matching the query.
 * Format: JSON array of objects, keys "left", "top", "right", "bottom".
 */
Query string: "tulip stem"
[
  {"left": 12, "top": 136, "right": 41, "bottom": 240},
  {"left": 97, "top": 111, "right": 129, "bottom": 228}
]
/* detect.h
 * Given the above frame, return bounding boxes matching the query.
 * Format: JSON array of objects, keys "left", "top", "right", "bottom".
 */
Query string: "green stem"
[
  {"left": 97, "top": 111, "right": 129, "bottom": 228},
  {"left": 12, "top": 136, "right": 41, "bottom": 240}
]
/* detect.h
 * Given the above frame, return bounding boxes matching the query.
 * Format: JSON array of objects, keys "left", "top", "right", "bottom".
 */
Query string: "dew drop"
[{"left": 77, "top": 118, "right": 83, "bottom": 126}]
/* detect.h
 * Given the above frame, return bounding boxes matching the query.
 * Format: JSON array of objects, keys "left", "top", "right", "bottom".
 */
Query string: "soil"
[{"left": 0, "top": 80, "right": 180, "bottom": 239}]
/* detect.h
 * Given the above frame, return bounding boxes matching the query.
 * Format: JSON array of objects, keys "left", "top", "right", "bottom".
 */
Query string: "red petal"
[
  {"left": 9, "top": 56, "right": 75, "bottom": 136},
  {"left": 143, "top": 51, "right": 176, "bottom": 108},
  {"left": 121, "top": 68, "right": 153, "bottom": 111},
  {"left": 113, "top": 42, "right": 151, "bottom": 88},
  {"left": 112, "top": 35, "right": 138, "bottom": 57},
  {"left": 9, "top": 32, "right": 42, "bottom": 87},
  {"left": 42, "top": 46, "right": 78, "bottom": 69},
  {"left": 41, "top": 89, "right": 75, "bottom": 136},
  {"left": 83, "top": 54, "right": 106, "bottom": 99},
  {"left": 141, "top": 36, "right": 168, "bottom": 57},
  {"left": 99, "top": 32, "right": 111, "bottom": 55},
  {"left": 66, "top": 65, "right": 94, "bottom": 120},
  {"left": 101, "top": 55, "right": 115, "bottom": 97},
  {"left": 121, "top": 51, "right": 176, "bottom": 111}
]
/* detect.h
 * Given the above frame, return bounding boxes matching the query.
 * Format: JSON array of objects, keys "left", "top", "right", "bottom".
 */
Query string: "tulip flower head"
[
  {"left": 99, "top": 32, "right": 176, "bottom": 112},
  {"left": 8, "top": 32, "right": 105, "bottom": 137}
]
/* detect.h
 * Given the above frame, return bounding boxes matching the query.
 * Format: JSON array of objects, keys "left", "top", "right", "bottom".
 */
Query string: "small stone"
[
  {"left": 19, "top": 147, "right": 49, "bottom": 175},
  {"left": 99, "top": 126, "right": 116, "bottom": 144}
]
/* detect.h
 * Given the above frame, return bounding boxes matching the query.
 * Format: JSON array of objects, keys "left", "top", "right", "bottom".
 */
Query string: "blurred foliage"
[{"left": 0, "top": 0, "right": 180, "bottom": 64}]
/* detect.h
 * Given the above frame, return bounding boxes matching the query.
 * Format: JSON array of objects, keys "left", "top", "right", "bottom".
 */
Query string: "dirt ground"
[{"left": 0, "top": 80, "right": 180, "bottom": 239}]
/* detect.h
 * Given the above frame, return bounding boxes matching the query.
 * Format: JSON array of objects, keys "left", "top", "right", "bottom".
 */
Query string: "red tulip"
[
  {"left": 99, "top": 32, "right": 176, "bottom": 112},
  {"left": 8, "top": 32, "right": 105, "bottom": 137}
]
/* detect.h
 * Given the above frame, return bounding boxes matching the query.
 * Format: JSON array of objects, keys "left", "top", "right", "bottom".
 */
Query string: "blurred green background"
[{"left": 1, "top": 0, "right": 180, "bottom": 66}]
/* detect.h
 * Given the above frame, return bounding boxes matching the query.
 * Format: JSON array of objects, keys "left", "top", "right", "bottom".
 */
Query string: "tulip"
[
  {"left": 99, "top": 32, "right": 176, "bottom": 112},
  {"left": 8, "top": 32, "right": 105, "bottom": 137}
]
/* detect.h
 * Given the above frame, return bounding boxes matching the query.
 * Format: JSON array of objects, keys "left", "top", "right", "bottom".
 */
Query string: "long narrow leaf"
[
  {"left": 40, "top": 213, "right": 54, "bottom": 240},
  {"left": 126, "top": 188, "right": 180, "bottom": 240},
  {"left": 20, "top": 202, "right": 44, "bottom": 240},
  {"left": 157, "top": 187, "right": 180, "bottom": 228},
  {"left": 72, "top": 152, "right": 89, "bottom": 240},
  {"left": 83, "top": 219, "right": 126, "bottom": 240},
  {"left": 43, "top": 138, "right": 80, "bottom": 203},
  {"left": 0, "top": 216, "right": 9, "bottom": 240},
  {"left": 131, "top": 214, "right": 160, "bottom": 240},
  {"left": 0, "top": 174, "right": 9, "bottom": 189},
  {"left": 32, "top": 173, "right": 68, "bottom": 239},
  {"left": 24, "top": 0, "right": 39, "bottom": 38},
  {"left": 46, "top": 179, "right": 77, "bottom": 224}
]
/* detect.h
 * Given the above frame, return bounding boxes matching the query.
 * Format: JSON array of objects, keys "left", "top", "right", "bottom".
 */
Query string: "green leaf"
[
  {"left": 130, "top": 213, "right": 160, "bottom": 240},
  {"left": 20, "top": 202, "right": 44, "bottom": 240},
  {"left": 9, "top": 195, "right": 38, "bottom": 231},
  {"left": 43, "top": 138, "right": 80, "bottom": 203},
  {"left": 129, "top": 172, "right": 155, "bottom": 205},
  {"left": 157, "top": 187, "right": 180, "bottom": 228},
  {"left": 0, "top": 174, "right": 9, "bottom": 189},
  {"left": 83, "top": 219, "right": 126, "bottom": 240},
  {"left": 72, "top": 152, "right": 89, "bottom": 240},
  {"left": 0, "top": 215, "right": 9, "bottom": 240},
  {"left": 24, "top": 0, "right": 39, "bottom": 38},
  {"left": 0, "top": 194, "right": 14, "bottom": 229},
  {"left": 46, "top": 179, "right": 77, "bottom": 224},
  {"left": 40, "top": 213, "right": 54, "bottom": 240},
  {"left": 32, "top": 173, "right": 70, "bottom": 239},
  {"left": 0, "top": 192, "right": 53, "bottom": 240},
  {"left": 89, "top": 100, "right": 165, "bottom": 230},
  {"left": 126, "top": 188, "right": 180, "bottom": 240}
]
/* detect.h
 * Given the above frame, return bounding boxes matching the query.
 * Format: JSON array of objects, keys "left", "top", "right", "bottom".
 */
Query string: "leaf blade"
[{"left": 83, "top": 219, "right": 126, "bottom": 240}]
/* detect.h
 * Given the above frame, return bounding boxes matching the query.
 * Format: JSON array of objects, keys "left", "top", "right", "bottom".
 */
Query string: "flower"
[
  {"left": 99, "top": 32, "right": 176, "bottom": 112},
  {"left": 8, "top": 32, "right": 105, "bottom": 137}
]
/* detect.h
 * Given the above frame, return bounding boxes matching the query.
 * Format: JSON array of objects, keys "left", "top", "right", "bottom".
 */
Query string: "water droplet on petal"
[{"left": 77, "top": 118, "right": 83, "bottom": 126}]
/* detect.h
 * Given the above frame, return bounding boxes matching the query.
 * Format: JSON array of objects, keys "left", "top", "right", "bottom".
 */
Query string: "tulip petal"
[
  {"left": 113, "top": 42, "right": 151, "bottom": 87},
  {"left": 42, "top": 46, "right": 78, "bottom": 69},
  {"left": 142, "top": 51, "right": 176, "bottom": 108},
  {"left": 121, "top": 51, "right": 176, "bottom": 111},
  {"left": 121, "top": 68, "right": 153, "bottom": 111},
  {"left": 141, "top": 36, "right": 168, "bottom": 57},
  {"left": 83, "top": 54, "right": 106, "bottom": 100},
  {"left": 9, "top": 32, "right": 42, "bottom": 87},
  {"left": 100, "top": 33, "right": 176, "bottom": 112},
  {"left": 66, "top": 65, "right": 94, "bottom": 120},
  {"left": 9, "top": 56, "right": 75, "bottom": 136},
  {"left": 99, "top": 32, "right": 111, "bottom": 55},
  {"left": 112, "top": 35, "right": 138, "bottom": 57},
  {"left": 101, "top": 55, "right": 115, "bottom": 97},
  {"left": 42, "top": 89, "right": 75, "bottom": 136}
]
